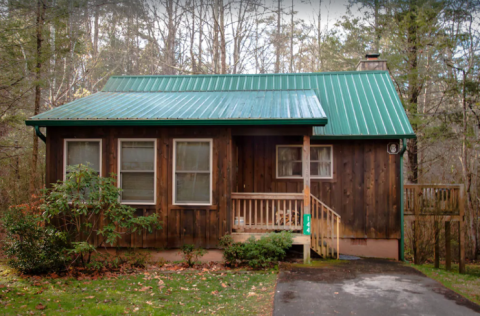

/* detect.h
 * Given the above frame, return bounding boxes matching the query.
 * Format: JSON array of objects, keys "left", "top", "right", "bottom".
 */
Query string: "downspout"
[
  {"left": 34, "top": 126, "right": 46, "bottom": 144},
  {"left": 399, "top": 138, "right": 407, "bottom": 261}
]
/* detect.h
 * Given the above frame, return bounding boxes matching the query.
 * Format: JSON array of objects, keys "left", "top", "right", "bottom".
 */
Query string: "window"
[
  {"left": 276, "top": 145, "right": 303, "bottom": 178},
  {"left": 118, "top": 140, "right": 156, "bottom": 204},
  {"left": 310, "top": 145, "right": 333, "bottom": 179},
  {"left": 64, "top": 139, "right": 101, "bottom": 179},
  {"left": 276, "top": 144, "right": 333, "bottom": 179},
  {"left": 173, "top": 139, "right": 212, "bottom": 205}
]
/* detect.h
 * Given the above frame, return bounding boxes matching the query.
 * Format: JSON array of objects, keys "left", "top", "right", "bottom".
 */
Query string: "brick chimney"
[{"left": 356, "top": 53, "right": 387, "bottom": 71}]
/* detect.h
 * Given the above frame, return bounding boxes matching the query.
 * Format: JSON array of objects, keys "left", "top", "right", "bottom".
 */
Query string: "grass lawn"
[
  {"left": 0, "top": 263, "right": 277, "bottom": 315},
  {"left": 408, "top": 262, "right": 480, "bottom": 306}
]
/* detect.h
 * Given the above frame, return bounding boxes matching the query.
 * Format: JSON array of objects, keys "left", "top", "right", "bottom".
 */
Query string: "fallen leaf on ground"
[
  {"left": 211, "top": 290, "right": 219, "bottom": 295},
  {"left": 35, "top": 304, "right": 46, "bottom": 310},
  {"left": 146, "top": 301, "right": 153, "bottom": 305},
  {"left": 85, "top": 296, "right": 95, "bottom": 299},
  {"left": 247, "top": 292, "right": 257, "bottom": 297},
  {"left": 139, "top": 286, "right": 152, "bottom": 292},
  {"left": 221, "top": 283, "right": 227, "bottom": 288}
]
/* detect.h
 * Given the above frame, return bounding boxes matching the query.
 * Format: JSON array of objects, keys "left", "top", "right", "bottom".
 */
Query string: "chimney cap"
[{"left": 366, "top": 53, "right": 381, "bottom": 60}]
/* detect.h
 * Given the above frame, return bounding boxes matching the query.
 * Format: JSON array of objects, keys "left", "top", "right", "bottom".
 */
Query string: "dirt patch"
[{"left": 279, "top": 258, "right": 424, "bottom": 283}]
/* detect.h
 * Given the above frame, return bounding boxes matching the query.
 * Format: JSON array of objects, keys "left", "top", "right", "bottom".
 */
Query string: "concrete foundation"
[{"left": 339, "top": 238, "right": 399, "bottom": 260}]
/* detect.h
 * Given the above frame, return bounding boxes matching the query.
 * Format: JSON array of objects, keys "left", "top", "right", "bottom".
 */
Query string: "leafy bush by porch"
[
  {"left": 220, "top": 231, "right": 293, "bottom": 269},
  {"left": 2, "top": 165, "right": 162, "bottom": 274}
]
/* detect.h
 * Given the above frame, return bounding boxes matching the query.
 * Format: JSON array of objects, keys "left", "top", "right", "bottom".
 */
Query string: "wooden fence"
[{"left": 404, "top": 184, "right": 465, "bottom": 273}]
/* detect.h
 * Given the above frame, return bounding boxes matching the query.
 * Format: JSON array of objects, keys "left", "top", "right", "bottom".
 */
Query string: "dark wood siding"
[
  {"left": 234, "top": 136, "right": 401, "bottom": 239},
  {"left": 46, "top": 126, "right": 232, "bottom": 249}
]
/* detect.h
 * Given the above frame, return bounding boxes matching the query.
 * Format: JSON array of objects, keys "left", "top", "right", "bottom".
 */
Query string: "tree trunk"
[
  {"left": 274, "top": 0, "right": 281, "bottom": 73},
  {"left": 190, "top": 0, "right": 196, "bottom": 73},
  {"left": 213, "top": 0, "right": 219, "bottom": 74},
  {"left": 220, "top": 0, "right": 226, "bottom": 74},
  {"left": 289, "top": 0, "right": 294, "bottom": 73},
  {"left": 30, "top": 0, "right": 46, "bottom": 198},
  {"left": 406, "top": 0, "right": 419, "bottom": 183}
]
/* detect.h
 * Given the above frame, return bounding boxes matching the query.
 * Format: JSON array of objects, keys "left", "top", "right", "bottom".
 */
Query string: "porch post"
[{"left": 303, "top": 135, "right": 311, "bottom": 263}]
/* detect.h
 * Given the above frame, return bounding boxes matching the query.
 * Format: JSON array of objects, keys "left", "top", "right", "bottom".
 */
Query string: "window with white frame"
[
  {"left": 64, "top": 139, "right": 101, "bottom": 179},
  {"left": 276, "top": 145, "right": 303, "bottom": 178},
  {"left": 173, "top": 139, "right": 212, "bottom": 205},
  {"left": 118, "top": 140, "right": 156, "bottom": 204},
  {"left": 276, "top": 145, "right": 333, "bottom": 179},
  {"left": 310, "top": 145, "right": 333, "bottom": 179}
]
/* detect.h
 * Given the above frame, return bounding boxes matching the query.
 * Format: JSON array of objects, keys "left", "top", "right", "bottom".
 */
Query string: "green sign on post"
[{"left": 303, "top": 214, "right": 311, "bottom": 235}]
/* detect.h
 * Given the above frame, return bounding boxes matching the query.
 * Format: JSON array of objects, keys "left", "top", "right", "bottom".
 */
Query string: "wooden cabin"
[{"left": 26, "top": 56, "right": 415, "bottom": 261}]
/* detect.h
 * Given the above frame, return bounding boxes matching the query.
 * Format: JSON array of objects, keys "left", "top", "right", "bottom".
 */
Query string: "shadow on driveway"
[{"left": 274, "top": 258, "right": 480, "bottom": 316}]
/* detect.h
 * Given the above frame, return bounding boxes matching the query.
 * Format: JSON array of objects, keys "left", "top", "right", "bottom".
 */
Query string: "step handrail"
[{"left": 310, "top": 194, "right": 341, "bottom": 218}]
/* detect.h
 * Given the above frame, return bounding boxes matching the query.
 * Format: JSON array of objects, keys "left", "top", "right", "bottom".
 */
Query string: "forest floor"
[
  {"left": 408, "top": 262, "right": 480, "bottom": 306},
  {"left": 0, "top": 261, "right": 276, "bottom": 315}
]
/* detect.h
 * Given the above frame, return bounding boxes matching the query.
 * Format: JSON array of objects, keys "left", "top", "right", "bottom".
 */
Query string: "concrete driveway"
[{"left": 274, "top": 259, "right": 480, "bottom": 316}]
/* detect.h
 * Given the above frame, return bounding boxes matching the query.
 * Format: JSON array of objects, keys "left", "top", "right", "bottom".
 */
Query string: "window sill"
[
  {"left": 169, "top": 204, "right": 218, "bottom": 210},
  {"left": 121, "top": 201, "right": 156, "bottom": 206}
]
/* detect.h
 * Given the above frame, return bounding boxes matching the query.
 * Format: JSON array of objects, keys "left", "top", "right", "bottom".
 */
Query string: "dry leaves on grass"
[
  {"left": 138, "top": 286, "right": 152, "bottom": 292},
  {"left": 35, "top": 304, "right": 46, "bottom": 310}
]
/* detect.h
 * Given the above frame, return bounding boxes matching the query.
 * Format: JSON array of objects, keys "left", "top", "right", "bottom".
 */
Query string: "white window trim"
[
  {"left": 173, "top": 138, "right": 213, "bottom": 206},
  {"left": 63, "top": 139, "right": 103, "bottom": 181},
  {"left": 275, "top": 144, "right": 334, "bottom": 179},
  {"left": 117, "top": 138, "right": 157, "bottom": 205},
  {"left": 276, "top": 145, "right": 303, "bottom": 179},
  {"left": 311, "top": 145, "right": 334, "bottom": 179}
]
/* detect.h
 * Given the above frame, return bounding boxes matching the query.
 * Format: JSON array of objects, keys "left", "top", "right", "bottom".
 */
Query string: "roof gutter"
[
  {"left": 34, "top": 126, "right": 46, "bottom": 144},
  {"left": 399, "top": 138, "right": 408, "bottom": 261},
  {"left": 25, "top": 118, "right": 328, "bottom": 127},
  {"left": 311, "top": 134, "right": 416, "bottom": 140}
]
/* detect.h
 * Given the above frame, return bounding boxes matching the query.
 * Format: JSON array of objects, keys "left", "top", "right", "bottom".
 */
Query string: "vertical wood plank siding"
[
  {"left": 46, "top": 126, "right": 232, "bottom": 249},
  {"left": 46, "top": 127, "right": 401, "bottom": 247},
  {"left": 235, "top": 136, "right": 401, "bottom": 239}
]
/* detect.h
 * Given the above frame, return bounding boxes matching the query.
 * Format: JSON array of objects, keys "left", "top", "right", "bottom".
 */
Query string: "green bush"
[
  {"left": 219, "top": 235, "right": 245, "bottom": 265},
  {"left": 180, "top": 244, "right": 207, "bottom": 267},
  {"left": 41, "top": 164, "right": 162, "bottom": 266},
  {"left": 2, "top": 206, "right": 69, "bottom": 274},
  {"left": 3, "top": 165, "right": 163, "bottom": 274},
  {"left": 220, "top": 231, "right": 293, "bottom": 269}
]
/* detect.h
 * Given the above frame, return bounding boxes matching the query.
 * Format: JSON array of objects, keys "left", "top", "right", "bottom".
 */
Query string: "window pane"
[
  {"left": 278, "top": 161, "right": 302, "bottom": 177},
  {"left": 121, "top": 141, "right": 154, "bottom": 171},
  {"left": 278, "top": 147, "right": 301, "bottom": 161},
  {"left": 175, "top": 141, "right": 210, "bottom": 171},
  {"left": 311, "top": 162, "right": 332, "bottom": 177},
  {"left": 175, "top": 173, "right": 210, "bottom": 203},
  {"left": 67, "top": 141, "right": 100, "bottom": 171},
  {"left": 311, "top": 146, "right": 331, "bottom": 162},
  {"left": 121, "top": 173, "right": 154, "bottom": 202}
]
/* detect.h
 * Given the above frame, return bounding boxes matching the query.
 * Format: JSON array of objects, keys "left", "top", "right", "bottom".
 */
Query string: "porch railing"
[
  {"left": 404, "top": 184, "right": 462, "bottom": 216},
  {"left": 310, "top": 194, "right": 341, "bottom": 259},
  {"left": 231, "top": 192, "right": 304, "bottom": 231}
]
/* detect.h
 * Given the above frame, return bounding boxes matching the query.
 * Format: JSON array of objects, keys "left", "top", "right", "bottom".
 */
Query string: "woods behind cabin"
[{"left": 0, "top": 0, "right": 479, "bottom": 258}]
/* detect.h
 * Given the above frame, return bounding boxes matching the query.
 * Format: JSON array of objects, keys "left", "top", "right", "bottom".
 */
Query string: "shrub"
[
  {"left": 220, "top": 231, "right": 293, "bottom": 269},
  {"left": 219, "top": 235, "right": 245, "bottom": 265},
  {"left": 41, "top": 164, "right": 162, "bottom": 266},
  {"left": 2, "top": 205, "right": 69, "bottom": 274},
  {"left": 180, "top": 244, "right": 207, "bottom": 267}
]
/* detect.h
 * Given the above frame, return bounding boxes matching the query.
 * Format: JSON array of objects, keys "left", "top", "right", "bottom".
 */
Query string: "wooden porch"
[{"left": 230, "top": 192, "right": 341, "bottom": 261}]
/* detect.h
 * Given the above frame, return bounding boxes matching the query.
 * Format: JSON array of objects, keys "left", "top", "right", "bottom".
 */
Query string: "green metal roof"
[
  {"left": 26, "top": 90, "right": 327, "bottom": 126},
  {"left": 26, "top": 70, "right": 415, "bottom": 138}
]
